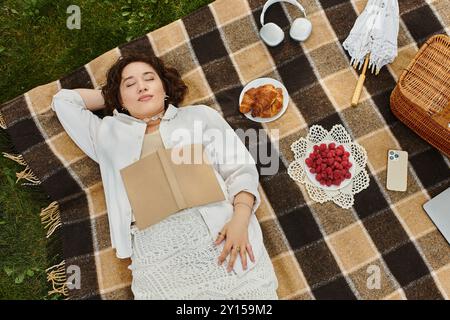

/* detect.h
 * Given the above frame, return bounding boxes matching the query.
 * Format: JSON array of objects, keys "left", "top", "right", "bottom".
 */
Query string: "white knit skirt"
[{"left": 129, "top": 207, "right": 279, "bottom": 300}]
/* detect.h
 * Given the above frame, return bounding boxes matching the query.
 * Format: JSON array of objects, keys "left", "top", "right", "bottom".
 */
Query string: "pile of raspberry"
[{"left": 305, "top": 143, "right": 353, "bottom": 187}]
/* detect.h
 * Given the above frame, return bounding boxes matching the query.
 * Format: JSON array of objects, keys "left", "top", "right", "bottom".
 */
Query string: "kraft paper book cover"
[{"left": 120, "top": 144, "right": 226, "bottom": 230}]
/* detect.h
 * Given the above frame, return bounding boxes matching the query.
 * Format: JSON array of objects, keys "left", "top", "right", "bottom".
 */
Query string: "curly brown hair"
[{"left": 101, "top": 53, "right": 188, "bottom": 116}]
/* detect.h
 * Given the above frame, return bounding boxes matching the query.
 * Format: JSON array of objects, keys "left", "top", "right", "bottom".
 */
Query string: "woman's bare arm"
[
  {"left": 232, "top": 191, "right": 255, "bottom": 223},
  {"left": 73, "top": 89, "right": 105, "bottom": 112}
]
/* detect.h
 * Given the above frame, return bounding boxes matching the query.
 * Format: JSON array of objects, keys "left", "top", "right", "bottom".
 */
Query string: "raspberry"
[{"left": 308, "top": 143, "right": 353, "bottom": 187}]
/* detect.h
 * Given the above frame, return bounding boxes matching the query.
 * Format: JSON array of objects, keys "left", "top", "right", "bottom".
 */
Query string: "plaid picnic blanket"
[{"left": 1, "top": 0, "right": 449, "bottom": 300}]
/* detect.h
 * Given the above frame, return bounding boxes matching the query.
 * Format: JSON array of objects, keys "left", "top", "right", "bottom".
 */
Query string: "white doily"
[{"left": 287, "top": 125, "right": 370, "bottom": 209}]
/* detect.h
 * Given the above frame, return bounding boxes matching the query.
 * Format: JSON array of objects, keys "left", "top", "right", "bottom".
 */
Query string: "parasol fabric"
[{"left": 343, "top": 0, "right": 399, "bottom": 74}]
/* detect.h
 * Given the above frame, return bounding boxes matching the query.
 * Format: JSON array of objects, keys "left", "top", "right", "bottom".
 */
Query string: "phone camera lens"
[
  {"left": 389, "top": 151, "right": 394, "bottom": 155},
  {"left": 389, "top": 156, "right": 394, "bottom": 160},
  {"left": 394, "top": 154, "right": 399, "bottom": 158}
]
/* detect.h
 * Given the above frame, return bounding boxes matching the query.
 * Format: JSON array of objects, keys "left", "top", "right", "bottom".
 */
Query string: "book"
[{"left": 119, "top": 143, "right": 226, "bottom": 230}]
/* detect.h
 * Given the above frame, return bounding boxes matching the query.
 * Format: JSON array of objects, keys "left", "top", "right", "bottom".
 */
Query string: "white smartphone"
[{"left": 386, "top": 149, "right": 408, "bottom": 192}]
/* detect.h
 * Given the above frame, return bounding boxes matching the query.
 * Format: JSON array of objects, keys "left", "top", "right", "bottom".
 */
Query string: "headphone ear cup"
[
  {"left": 260, "top": 22, "right": 285, "bottom": 47},
  {"left": 290, "top": 17, "right": 312, "bottom": 41}
]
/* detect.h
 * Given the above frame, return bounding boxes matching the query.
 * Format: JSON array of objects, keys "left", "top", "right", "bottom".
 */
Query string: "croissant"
[
  {"left": 239, "top": 87, "right": 258, "bottom": 114},
  {"left": 240, "top": 84, "right": 283, "bottom": 118}
]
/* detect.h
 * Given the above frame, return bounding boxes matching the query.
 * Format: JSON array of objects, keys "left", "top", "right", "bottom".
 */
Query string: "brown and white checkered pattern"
[{"left": 1, "top": 0, "right": 449, "bottom": 299}]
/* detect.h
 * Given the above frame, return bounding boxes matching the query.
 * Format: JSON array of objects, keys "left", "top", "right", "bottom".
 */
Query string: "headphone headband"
[{"left": 260, "top": 0, "right": 306, "bottom": 26}]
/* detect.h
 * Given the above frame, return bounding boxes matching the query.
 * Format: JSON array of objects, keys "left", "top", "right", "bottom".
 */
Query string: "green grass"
[
  {"left": 0, "top": 0, "right": 213, "bottom": 300},
  {"left": 0, "top": 133, "right": 51, "bottom": 300}
]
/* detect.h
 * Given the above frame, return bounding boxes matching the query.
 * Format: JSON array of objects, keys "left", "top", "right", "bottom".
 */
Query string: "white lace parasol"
[
  {"left": 342, "top": 0, "right": 399, "bottom": 74},
  {"left": 287, "top": 125, "right": 370, "bottom": 209}
]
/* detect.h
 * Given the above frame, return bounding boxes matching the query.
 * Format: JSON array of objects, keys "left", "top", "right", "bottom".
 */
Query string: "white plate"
[
  {"left": 239, "top": 77, "right": 289, "bottom": 123},
  {"left": 304, "top": 141, "right": 356, "bottom": 191}
]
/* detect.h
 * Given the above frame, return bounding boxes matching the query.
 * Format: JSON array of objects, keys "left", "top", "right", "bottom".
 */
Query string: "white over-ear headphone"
[{"left": 260, "top": 0, "right": 312, "bottom": 47}]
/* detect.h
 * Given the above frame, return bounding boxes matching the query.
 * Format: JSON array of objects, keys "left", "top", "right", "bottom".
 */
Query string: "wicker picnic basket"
[{"left": 390, "top": 34, "right": 450, "bottom": 158}]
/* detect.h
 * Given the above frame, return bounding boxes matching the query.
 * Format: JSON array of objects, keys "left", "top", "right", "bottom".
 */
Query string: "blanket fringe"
[
  {"left": 16, "top": 166, "right": 41, "bottom": 185},
  {"left": 2, "top": 152, "right": 42, "bottom": 185},
  {"left": 46, "top": 260, "right": 69, "bottom": 297},
  {"left": 2, "top": 152, "right": 28, "bottom": 166},
  {"left": 40, "top": 201, "right": 62, "bottom": 238},
  {"left": 3, "top": 152, "right": 67, "bottom": 298},
  {"left": 0, "top": 112, "right": 6, "bottom": 129}
]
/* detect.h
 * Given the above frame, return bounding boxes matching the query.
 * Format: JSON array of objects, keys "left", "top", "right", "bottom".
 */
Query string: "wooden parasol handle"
[{"left": 351, "top": 54, "right": 370, "bottom": 107}]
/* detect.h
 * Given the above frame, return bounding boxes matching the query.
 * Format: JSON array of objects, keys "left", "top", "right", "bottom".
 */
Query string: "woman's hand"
[{"left": 214, "top": 213, "right": 255, "bottom": 272}]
